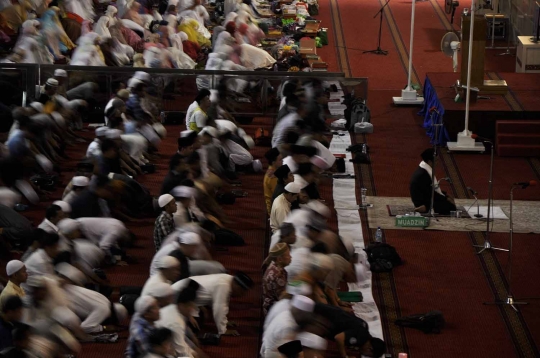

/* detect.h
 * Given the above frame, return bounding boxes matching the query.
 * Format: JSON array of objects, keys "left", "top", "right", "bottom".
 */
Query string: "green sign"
[{"left": 395, "top": 216, "right": 430, "bottom": 227}]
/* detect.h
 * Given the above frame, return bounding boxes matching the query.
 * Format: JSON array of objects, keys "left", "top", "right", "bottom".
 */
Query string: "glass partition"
[{"left": 0, "top": 64, "right": 368, "bottom": 122}]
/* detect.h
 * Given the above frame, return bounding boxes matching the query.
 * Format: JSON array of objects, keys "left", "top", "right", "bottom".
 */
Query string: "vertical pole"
[
  {"left": 407, "top": 0, "right": 416, "bottom": 90},
  {"left": 464, "top": 0, "right": 476, "bottom": 134}
]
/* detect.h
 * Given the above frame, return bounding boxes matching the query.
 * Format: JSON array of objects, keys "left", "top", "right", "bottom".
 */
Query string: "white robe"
[
  {"left": 261, "top": 310, "right": 298, "bottom": 357},
  {"left": 171, "top": 274, "right": 233, "bottom": 335},
  {"left": 156, "top": 304, "right": 195, "bottom": 358}
]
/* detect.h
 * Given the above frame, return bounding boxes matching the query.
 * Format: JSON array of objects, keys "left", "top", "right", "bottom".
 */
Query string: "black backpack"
[
  {"left": 395, "top": 310, "right": 445, "bottom": 334},
  {"left": 364, "top": 242, "right": 402, "bottom": 273}
]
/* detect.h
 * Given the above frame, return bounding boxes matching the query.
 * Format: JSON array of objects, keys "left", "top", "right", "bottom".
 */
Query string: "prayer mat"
[
  {"left": 360, "top": 196, "right": 540, "bottom": 233},
  {"left": 386, "top": 204, "right": 471, "bottom": 218}
]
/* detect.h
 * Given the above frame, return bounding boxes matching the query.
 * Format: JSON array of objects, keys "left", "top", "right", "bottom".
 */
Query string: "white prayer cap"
[
  {"left": 180, "top": 130, "right": 196, "bottom": 138},
  {"left": 127, "top": 77, "right": 144, "bottom": 89},
  {"left": 46, "top": 78, "right": 58, "bottom": 87},
  {"left": 133, "top": 71, "right": 151, "bottom": 83},
  {"left": 72, "top": 176, "right": 90, "bottom": 187},
  {"left": 311, "top": 253, "right": 334, "bottom": 272},
  {"left": 54, "top": 69, "right": 67, "bottom": 77},
  {"left": 305, "top": 200, "right": 331, "bottom": 218},
  {"left": 106, "top": 129, "right": 122, "bottom": 139},
  {"left": 51, "top": 306, "right": 79, "bottom": 328},
  {"left": 284, "top": 182, "right": 301, "bottom": 194},
  {"left": 156, "top": 256, "right": 180, "bottom": 269},
  {"left": 146, "top": 282, "right": 174, "bottom": 298},
  {"left": 6, "top": 260, "right": 24, "bottom": 276},
  {"left": 134, "top": 295, "right": 157, "bottom": 314},
  {"left": 29, "top": 102, "right": 44, "bottom": 113},
  {"left": 297, "top": 332, "right": 327, "bottom": 350},
  {"left": 171, "top": 186, "right": 196, "bottom": 199},
  {"left": 95, "top": 126, "right": 108, "bottom": 137},
  {"left": 310, "top": 155, "right": 329, "bottom": 170},
  {"left": 291, "top": 295, "right": 315, "bottom": 312},
  {"left": 286, "top": 281, "right": 312, "bottom": 295},
  {"left": 168, "top": 0, "right": 179, "bottom": 5},
  {"left": 158, "top": 194, "right": 175, "bottom": 208},
  {"left": 113, "top": 303, "right": 128, "bottom": 323},
  {"left": 53, "top": 200, "right": 71, "bottom": 213},
  {"left": 180, "top": 232, "right": 201, "bottom": 245},
  {"left": 57, "top": 218, "right": 80, "bottom": 235},
  {"left": 56, "top": 262, "right": 86, "bottom": 286},
  {"left": 199, "top": 126, "right": 218, "bottom": 138}
]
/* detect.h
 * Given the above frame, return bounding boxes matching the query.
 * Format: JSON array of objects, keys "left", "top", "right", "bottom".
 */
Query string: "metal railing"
[{"left": 0, "top": 64, "right": 368, "bottom": 118}]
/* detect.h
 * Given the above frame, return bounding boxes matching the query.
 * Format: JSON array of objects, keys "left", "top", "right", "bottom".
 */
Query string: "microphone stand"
[
  {"left": 466, "top": 192, "right": 483, "bottom": 218},
  {"left": 473, "top": 140, "right": 508, "bottom": 254},
  {"left": 429, "top": 109, "right": 443, "bottom": 220},
  {"left": 363, "top": 0, "right": 390, "bottom": 55},
  {"left": 484, "top": 184, "right": 527, "bottom": 311}
]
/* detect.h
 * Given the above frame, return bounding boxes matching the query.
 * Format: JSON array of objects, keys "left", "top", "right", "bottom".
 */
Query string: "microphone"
[
  {"left": 514, "top": 180, "right": 537, "bottom": 188},
  {"left": 471, "top": 133, "right": 492, "bottom": 143},
  {"left": 429, "top": 106, "right": 440, "bottom": 114},
  {"left": 467, "top": 186, "right": 477, "bottom": 195}
]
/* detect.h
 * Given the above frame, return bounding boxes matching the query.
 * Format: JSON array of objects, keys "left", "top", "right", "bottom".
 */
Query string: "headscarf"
[
  {"left": 94, "top": 16, "right": 111, "bottom": 38},
  {"left": 40, "top": 8, "right": 76, "bottom": 51}
]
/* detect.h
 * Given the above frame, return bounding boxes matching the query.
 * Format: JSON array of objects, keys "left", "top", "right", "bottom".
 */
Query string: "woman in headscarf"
[
  {"left": 178, "top": 17, "right": 210, "bottom": 47},
  {"left": 39, "top": 8, "right": 76, "bottom": 61},
  {"left": 70, "top": 32, "right": 106, "bottom": 66},
  {"left": 15, "top": 20, "right": 53, "bottom": 64},
  {"left": 94, "top": 14, "right": 134, "bottom": 66},
  {"left": 63, "top": 0, "right": 95, "bottom": 22},
  {"left": 168, "top": 31, "right": 196, "bottom": 69},
  {"left": 0, "top": 1, "right": 33, "bottom": 37}
]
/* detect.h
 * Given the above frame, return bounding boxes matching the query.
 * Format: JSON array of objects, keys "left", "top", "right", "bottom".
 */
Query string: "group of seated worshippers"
[
  {"left": 0, "top": 68, "right": 266, "bottom": 358},
  {"left": 0, "top": 0, "right": 276, "bottom": 74},
  {"left": 259, "top": 79, "right": 386, "bottom": 357}
]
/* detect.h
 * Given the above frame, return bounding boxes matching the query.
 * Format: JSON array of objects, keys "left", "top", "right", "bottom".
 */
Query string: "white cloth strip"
[{"left": 329, "top": 130, "right": 384, "bottom": 341}]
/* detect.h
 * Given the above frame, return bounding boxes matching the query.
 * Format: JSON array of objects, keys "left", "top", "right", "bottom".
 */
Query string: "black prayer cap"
[
  {"left": 177, "top": 283, "right": 198, "bottom": 304},
  {"left": 234, "top": 271, "right": 253, "bottom": 290},
  {"left": 290, "top": 144, "right": 317, "bottom": 157},
  {"left": 420, "top": 148, "right": 436, "bottom": 162},
  {"left": 274, "top": 164, "right": 291, "bottom": 180},
  {"left": 295, "top": 162, "right": 314, "bottom": 176},
  {"left": 278, "top": 340, "right": 303, "bottom": 356},
  {"left": 264, "top": 147, "right": 281, "bottom": 165}
]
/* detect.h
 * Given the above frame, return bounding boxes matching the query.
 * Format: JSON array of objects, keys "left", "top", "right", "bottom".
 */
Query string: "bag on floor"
[
  {"left": 255, "top": 127, "right": 271, "bottom": 147},
  {"left": 354, "top": 122, "right": 374, "bottom": 134},
  {"left": 335, "top": 157, "right": 346, "bottom": 173},
  {"left": 345, "top": 97, "right": 371, "bottom": 131},
  {"left": 318, "top": 28, "right": 328, "bottom": 45},
  {"left": 364, "top": 242, "right": 402, "bottom": 273},
  {"left": 119, "top": 294, "right": 139, "bottom": 315},
  {"left": 395, "top": 310, "right": 445, "bottom": 334}
]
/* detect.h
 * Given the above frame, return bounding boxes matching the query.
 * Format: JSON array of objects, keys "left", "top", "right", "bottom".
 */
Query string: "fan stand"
[{"left": 393, "top": 0, "right": 424, "bottom": 105}]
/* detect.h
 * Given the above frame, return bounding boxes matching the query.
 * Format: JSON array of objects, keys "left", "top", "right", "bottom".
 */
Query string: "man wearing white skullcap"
[
  {"left": 171, "top": 272, "right": 253, "bottom": 336},
  {"left": 38, "top": 202, "right": 69, "bottom": 236},
  {"left": 126, "top": 296, "right": 160, "bottom": 358},
  {"left": 63, "top": 176, "right": 90, "bottom": 205},
  {"left": 171, "top": 185, "right": 204, "bottom": 228},
  {"left": 56, "top": 263, "right": 127, "bottom": 333},
  {"left": 86, "top": 126, "right": 109, "bottom": 159},
  {"left": 144, "top": 282, "right": 175, "bottom": 308},
  {"left": 270, "top": 182, "right": 300, "bottom": 232},
  {"left": 141, "top": 256, "right": 181, "bottom": 297},
  {"left": 76, "top": 217, "right": 129, "bottom": 256},
  {"left": 297, "top": 331, "right": 327, "bottom": 353},
  {"left": 0, "top": 260, "right": 27, "bottom": 309},
  {"left": 154, "top": 194, "right": 177, "bottom": 251},
  {"left": 261, "top": 295, "right": 315, "bottom": 357}
]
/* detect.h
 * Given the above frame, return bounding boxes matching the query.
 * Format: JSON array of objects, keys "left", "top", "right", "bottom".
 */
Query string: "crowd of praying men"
[{"left": 0, "top": 69, "right": 385, "bottom": 358}]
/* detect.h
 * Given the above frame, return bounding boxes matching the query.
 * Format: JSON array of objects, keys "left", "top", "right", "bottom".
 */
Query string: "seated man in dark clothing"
[
  {"left": 0, "top": 296, "right": 24, "bottom": 351},
  {"left": 98, "top": 139, "right": 122, "bottom": 176},
  {"left": 70, "top": 175, "right": 113, "bottom": 218},
  {"left": 162, "top": 132, "right": 197, "bottom": 195},
  {"left": 312, "top": 302, "right": 385, "bottom": 358},
  {"left": 409, "top": 148, "right": 456, "bottom": 215},
  {"left": 0, "top": 323, "right": 31, "bottom": 358}
]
